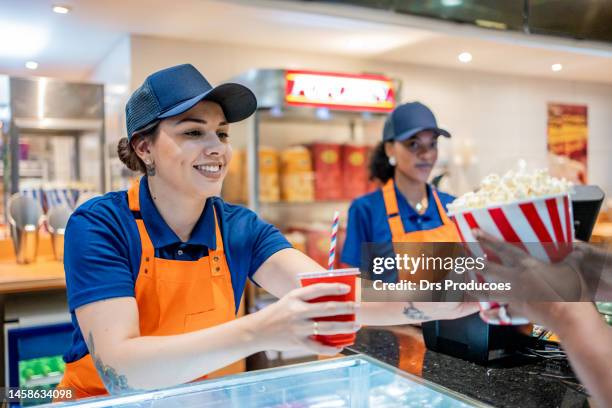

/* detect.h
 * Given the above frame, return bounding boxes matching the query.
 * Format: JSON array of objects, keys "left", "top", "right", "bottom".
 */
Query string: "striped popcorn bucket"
[{"left": 449, "top": 192, "right": 574, "bottom": 325}]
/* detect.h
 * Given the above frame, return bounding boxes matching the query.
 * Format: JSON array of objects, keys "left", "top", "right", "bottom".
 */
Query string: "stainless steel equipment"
[
  {"left": 46, "top": 205, "right": 72, "bottom": 261},
  {"left": 0, "top": 75, "right": 105, "bottom": 223},
  {"left": 7, "top": 193, "right": 43, "bottom": 263}
]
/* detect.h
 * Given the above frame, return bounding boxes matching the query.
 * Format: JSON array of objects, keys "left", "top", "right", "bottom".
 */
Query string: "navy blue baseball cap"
[
  {"left": 383, "top": 102, "right": 450, "bottom": 142},
  {"left": 126, "top": 64, "right": 257, "bottom": 139}
]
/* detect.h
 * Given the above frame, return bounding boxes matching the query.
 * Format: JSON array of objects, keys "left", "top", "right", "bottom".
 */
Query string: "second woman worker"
[{"left": 342, "top": 102, "right": 462, "bottom": 275}]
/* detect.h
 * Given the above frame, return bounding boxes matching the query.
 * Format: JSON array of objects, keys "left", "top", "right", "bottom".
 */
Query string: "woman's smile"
[{"left": 193, "top": 162, "right": 224, "bottom": 179}]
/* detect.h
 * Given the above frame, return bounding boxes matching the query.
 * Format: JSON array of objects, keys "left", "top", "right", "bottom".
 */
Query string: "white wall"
[
  {"left": 129, "top": 35, "right": 612, "bottom": 199},
  {"left": 89, "top": 36, "right": 132, "bottom": 191}
]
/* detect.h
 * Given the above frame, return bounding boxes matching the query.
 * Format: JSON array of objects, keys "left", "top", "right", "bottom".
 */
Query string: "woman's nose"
[
  {"left": 419, "top": 146, "right": 437, "bottom": 160},
  {"left": 202, "top": 133, "right": 226, "bottom": 156}
]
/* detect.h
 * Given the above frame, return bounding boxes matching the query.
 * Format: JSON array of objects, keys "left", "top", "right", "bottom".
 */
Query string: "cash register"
[{"left": 422, "top": 185, "right": 605, "bottom": 364}]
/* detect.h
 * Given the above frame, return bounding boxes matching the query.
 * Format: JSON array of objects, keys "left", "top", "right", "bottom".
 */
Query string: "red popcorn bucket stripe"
[
  {"left": 451, "top": 193, "right": 573, "bottom": 261},
  {"left": 479, "top": 303, "right": 529, "bottom": 326},
  {"left": 450, "top": 193, "right": 574, "bottom": 325}
]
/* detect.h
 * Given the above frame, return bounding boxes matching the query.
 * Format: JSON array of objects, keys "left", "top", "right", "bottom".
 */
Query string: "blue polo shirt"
[
  {"left": 341, "top": 183, "right": 455, "bottom": 268},
  {"left": 63, "top": 176, "right": 291, "bottom": 363}
]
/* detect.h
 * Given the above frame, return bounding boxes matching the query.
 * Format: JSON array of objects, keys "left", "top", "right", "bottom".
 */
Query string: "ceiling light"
[
  {"left": 458, "top": 52, "right": 472, "bottom": 63},
  {"left": 551, "top": 63, "right": 563, "bottom": 72},
  {"left": 442, "top": 0, "right": 463, "bottom": 6},
  {"left": 25, "top": 61, "right": 39, "bottom": 70},
  {"left": 52, "top": 5, "right": 71, "bottom": 14},
  {"left": 344, "top": 38, "right": 364, "bottom": 51}
]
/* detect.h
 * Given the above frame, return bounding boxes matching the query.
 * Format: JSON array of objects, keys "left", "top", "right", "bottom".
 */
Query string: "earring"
[
  {"left": 144, "top": 159, "right": 156, "bottom": 176},
  {"left": 388, "top": 156, "right": 397, "bottom": 166}
]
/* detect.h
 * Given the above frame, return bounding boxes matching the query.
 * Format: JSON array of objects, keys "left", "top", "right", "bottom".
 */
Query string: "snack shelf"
[{"left": 224, "top": 68, "right": 397, "bottom": 369}]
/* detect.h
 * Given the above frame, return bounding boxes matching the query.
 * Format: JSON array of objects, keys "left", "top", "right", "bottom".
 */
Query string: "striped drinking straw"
[{"left": 328, "top": 210, "right": 340, "bottom": 270}]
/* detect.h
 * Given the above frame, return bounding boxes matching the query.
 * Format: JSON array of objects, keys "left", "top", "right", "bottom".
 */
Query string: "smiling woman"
[{"left": 55, "top": 63, "right": 361, "bottom": 399}]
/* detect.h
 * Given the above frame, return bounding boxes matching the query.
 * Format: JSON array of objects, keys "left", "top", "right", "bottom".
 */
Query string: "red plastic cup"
[{"left": 298, "top": 268, "right": 360, "bottom": 347}]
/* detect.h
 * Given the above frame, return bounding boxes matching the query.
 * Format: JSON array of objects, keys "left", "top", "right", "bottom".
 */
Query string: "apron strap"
[
  {"left": 135, "top": 219, "right": 155, "bottom": 267},
  {"left": 128, "top": 178, "right": 141, "bottom": 212},
  {"left": 128, "top": 178, "right": 155, "bottom": 265},
  {"left": 382, "top": 179, "right": 406, "bottom": 239},
  {"left": 210, "top": 206, "right": 224, "bottom": 276},
  {"left": 211, "top": 206, "right": 224, "bottom": 253},
  {"left": 431, "top": 189, "right": 453, "bottom": 225}
]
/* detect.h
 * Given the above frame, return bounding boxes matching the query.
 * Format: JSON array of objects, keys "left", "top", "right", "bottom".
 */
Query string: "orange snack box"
[
  {"left": 285, "top": 230, "right": 307, "bottom": 253},
  {"left": 280, "top": 146, "right": 314, "bottom": 202},
  {"left": 222, "top": 149, "right": 247, "bottom": 203},
  {"left": 259, "top": 147, "right": 280, "bottom": 203},
  {"left": 305, "top": 228, "right": 330, "bottom": 268}
]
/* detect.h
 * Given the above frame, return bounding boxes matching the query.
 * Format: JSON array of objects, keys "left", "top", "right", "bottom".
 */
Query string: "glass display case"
[{"left": 44, "top": 355, "right": 488, "bottom": 407}]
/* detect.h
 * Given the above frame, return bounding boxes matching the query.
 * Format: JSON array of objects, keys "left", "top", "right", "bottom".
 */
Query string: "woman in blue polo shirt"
[
  {"left": 58, "top": 66, "right": 475, "bottom": 399},
  {"left": 57, "top": 64, "right": 363, "bottom": 399},
  {"left": 341, "top": 102, "right": 461, "bottom": 273}
]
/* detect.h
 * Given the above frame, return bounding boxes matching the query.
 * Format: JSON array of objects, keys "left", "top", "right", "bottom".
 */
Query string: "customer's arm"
[{"left": 507, "top": 302, "right": 612, "bottom": 408}]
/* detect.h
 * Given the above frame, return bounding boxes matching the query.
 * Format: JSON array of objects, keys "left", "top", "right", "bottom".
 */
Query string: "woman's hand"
[{"left": 250, "top": 283, "right": 360, "bottom": 355}]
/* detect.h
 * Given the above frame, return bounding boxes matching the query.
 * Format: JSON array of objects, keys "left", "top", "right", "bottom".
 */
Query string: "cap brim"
[
  {"left": 158, "top": 82, "right": 257, "bottom": 123},
  {"left": 393, "top": 127, "right": 451, "bottom": 142}
]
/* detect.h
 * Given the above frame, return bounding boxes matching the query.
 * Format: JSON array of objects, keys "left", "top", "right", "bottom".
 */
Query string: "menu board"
[{"left": 547, "top": 103, "right": 588, "bottom": 184}]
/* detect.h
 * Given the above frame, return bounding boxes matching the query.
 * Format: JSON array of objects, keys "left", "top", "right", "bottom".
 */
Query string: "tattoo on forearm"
[
  {"left": 403, "top": 303, "right": 430, "bottom": 321},
  {"left": 86, "top": 332, "right": 139, "bottom": 394}
]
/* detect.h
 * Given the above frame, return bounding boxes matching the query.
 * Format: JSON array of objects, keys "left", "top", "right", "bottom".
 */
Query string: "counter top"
[
  {"left": 592, "top": 221, "right": 612, "bottom": 242},
  {"left": 0, "top": 238, "right": 66, "bottom": 294},
  {"left": 0, "top": 257, "right": 65, "bottom": 294},
  {"left": 348, "top": 325, "right": 591, "bottom": 408}
]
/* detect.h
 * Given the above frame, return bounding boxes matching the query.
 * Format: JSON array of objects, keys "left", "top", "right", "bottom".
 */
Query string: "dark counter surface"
[{"left": 347, "top": 326, "right": 591, "bottom": 408}]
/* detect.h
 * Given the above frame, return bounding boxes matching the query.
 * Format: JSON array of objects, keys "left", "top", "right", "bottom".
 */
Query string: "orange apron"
[
  {"left": 57, "top": 178, "right": 236, "bottom": 399},
  {"left": 383, "top": 179, "right": 461, "bottom": 243},
  {"left": 382, "top": 179, "right": 462, "bottom": 282}
]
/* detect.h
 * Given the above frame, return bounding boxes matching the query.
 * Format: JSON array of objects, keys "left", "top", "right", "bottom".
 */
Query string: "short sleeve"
[
  {"left": 436, "top": 191, "right": 456, "bottom": 212},
  {"left": 245, "top": 212, "right": 292, "bottom": 278},
  {"left": 341, "top": 200, "right": 371, "bottom": 267},
  {"left": 64, "top": 209, "right": 135, "bottom": 312}
]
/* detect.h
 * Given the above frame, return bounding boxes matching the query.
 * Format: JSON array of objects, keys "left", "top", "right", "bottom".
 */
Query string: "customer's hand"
[
  {"left": 251, "top": 283, "right": 359, "bottom": 355},
  {"left": 500, "top": 302, "right": 596, "bottom": 336},
  {"left": 473, "top": 229, "right": 585, "bottom": 302},
  {"left": 572, "top": 241, "right": 612, "bottom": 298}
]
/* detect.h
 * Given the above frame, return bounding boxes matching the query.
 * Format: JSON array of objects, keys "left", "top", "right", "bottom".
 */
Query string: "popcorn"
[{"left": 448, "top": 164, "right": 572, "bottom": 214}]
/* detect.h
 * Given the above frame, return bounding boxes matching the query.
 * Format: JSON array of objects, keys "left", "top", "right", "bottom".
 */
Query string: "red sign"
[{"left": 285, "top": 70, "right": 395, "bottom": 112}]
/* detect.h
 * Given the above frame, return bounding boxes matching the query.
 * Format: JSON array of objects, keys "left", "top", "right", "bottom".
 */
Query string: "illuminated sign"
[{"left": 285, "top": 70, "right": 395, "bottom": 112}]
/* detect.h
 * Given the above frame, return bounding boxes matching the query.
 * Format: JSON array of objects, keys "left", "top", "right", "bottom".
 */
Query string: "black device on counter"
[
  {"left": 571, "top": 185, "right": 605, "bottom": 241},
  {"left": 423, "top": 185, "right": 605, "bottom": 365}
]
